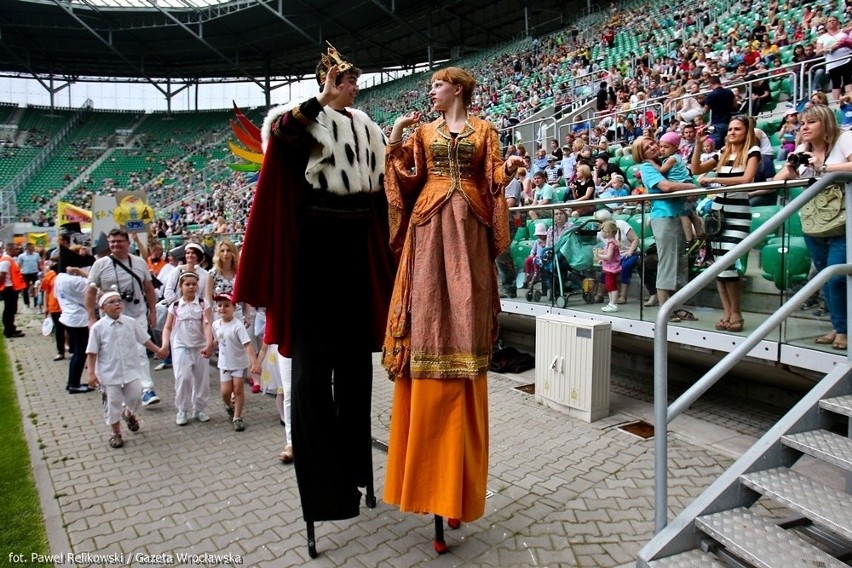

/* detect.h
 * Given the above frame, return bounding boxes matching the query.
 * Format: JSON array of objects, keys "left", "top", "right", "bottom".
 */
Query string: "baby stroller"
[{"left": 525, "top": 219, "right": 599, "bottom": 306}]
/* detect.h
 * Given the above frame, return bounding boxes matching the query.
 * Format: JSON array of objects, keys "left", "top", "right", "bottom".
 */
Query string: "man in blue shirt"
[
  {"left": 703, "top": 75, "right": 735, "bottom": 148},
  {"left": 17, "top": 242, "right": 42, "bottom": 309}
]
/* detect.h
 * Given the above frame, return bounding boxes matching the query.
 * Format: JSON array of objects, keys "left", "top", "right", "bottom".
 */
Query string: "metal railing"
[{"left": 651, "top": 173, "right": 852, "bottom": 533}]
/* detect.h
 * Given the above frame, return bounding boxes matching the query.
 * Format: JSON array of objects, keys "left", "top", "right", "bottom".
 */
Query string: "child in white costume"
[
  {"left": 158, "top": 272, "right": 213, "bottom": 426},
  {"left": 255, "top": 342, "right": 293, "bottom": 463},
  {"left": 86, "top": 291, "right": 161, "bottom": 449},
  {"left": 212, "top": 292, "right": 257, "bottom": 432}
]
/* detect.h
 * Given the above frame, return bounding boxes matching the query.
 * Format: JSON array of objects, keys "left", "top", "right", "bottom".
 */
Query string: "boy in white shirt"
[
  {"left": 212, "top": 292, "right": 257, "bottom": 432},
  {"left": 86, "top": 291, "right": 161, "bottom": 449}
]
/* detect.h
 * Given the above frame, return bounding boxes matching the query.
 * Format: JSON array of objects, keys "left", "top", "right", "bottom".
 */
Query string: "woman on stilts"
[{"left": 383, "top": 66, "right": 524, "bottom": 553}]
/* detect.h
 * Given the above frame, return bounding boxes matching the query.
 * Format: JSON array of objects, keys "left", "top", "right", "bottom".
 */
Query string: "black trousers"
[
  {"left": 66, "top": 326, "right": 89, "bottom": 390},
  {"left": 2, "top": 288, "right": 19, "bottom": 337},
  {"left": 291, "top": 213, "right": 374, "bottom": 523},
  {"left": 50, "top": 312, "right": 66, "bottom": 356}
]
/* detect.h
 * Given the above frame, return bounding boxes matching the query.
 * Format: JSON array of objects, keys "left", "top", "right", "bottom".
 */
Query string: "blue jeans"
[{"left": 805, "top": 234, "right": 847, "bottom": 334}]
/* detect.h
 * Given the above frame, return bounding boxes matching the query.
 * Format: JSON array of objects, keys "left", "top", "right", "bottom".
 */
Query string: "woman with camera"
[
  {"left": 774, "top": 104, "right": 852, "bottom": 350},
  {"left": 692, "top": 115, "right": 761, "bottom": 332}
]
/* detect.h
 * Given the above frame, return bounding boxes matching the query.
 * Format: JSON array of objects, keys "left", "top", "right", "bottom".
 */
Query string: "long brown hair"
[{"left": 717, "top": 115, "right": 758, "bottom": 172}]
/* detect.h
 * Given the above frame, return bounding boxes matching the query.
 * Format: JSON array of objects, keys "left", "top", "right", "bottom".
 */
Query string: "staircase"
[{"left": 638, "top": 364, "right": 852, "bottom": 567}]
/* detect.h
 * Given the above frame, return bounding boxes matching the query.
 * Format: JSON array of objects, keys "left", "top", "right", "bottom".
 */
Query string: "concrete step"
[
  {"left": 740, "top": 466, "right": 852, "bottom": 541},
  {"left": 696, "top": 508, "right": 846, "bottom": 568}
]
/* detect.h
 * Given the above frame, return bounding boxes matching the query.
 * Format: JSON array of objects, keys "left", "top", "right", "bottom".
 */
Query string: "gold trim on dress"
[{"left": 410, "top": 350, "right": 489, "bottom": 379}]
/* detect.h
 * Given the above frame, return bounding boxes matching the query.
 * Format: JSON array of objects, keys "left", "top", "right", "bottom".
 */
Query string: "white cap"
[{"left": 98, "top": 291, "right": 121, "bottom": 308}]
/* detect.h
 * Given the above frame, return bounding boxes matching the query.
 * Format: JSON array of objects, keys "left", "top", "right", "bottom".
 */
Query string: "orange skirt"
[{"left": 383, "top": 374, "right": 489, "bottom": 522}]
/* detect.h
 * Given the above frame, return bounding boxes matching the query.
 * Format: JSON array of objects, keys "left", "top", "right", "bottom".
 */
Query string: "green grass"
[{"left": 0, "top": 336, "right": 52, "bottom": 566}]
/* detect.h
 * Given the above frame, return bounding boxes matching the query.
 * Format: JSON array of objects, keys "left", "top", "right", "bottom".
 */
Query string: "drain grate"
[
  {"left": 514, "top": 383, "right": 535, "bottom": 394},
  {"left": 617, "top": 420, "right": 654, "bottom": 439}
]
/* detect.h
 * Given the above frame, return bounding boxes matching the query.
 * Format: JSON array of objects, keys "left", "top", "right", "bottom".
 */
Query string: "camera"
[
  {"left": 787, "top": 152, "right": 812, "bottom": 167},
  {"left": 705, "top": 125, "right": 716, "bottom": 135},
  {"left": 119, "top": 290, "right": 140, "bottom": 305}
]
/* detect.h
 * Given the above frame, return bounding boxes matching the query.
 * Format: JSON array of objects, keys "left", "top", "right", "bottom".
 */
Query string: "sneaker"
[
  {"left": 154, "top": 363, "right": 171, "bottom": 371},
  {"left": 601, "top": 303, "right": 619, "bottom": 313},
  {"left": 123, "top": 411, "right": 140, "bottom": 432},
  {"left": 225, "top": 404, "right": 234, "bottom": 419},
  {"left": 141, "top": 390, "right": 160, "bottom": 406},
  {"left": 175, "top": 411, "right": 188, "bottom": 426},
  {"left": 233, "top": 418, "right": 245, "bottom": 432},
  {"left": 194, "top": 411, "right": 210, "bottom": 423}
]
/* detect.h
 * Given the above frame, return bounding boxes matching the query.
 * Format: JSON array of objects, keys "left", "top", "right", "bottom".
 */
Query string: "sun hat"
[
  {"left": 660, "top": 132, "right": 681, "bottom": 147},
  {"left": 534, "top": 223, "right": 548, "bottom": 237}
]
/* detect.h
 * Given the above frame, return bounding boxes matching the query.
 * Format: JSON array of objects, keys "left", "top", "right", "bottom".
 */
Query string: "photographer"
[
  {"left": 774, "top": 104, "right": 852, "bottom": 350},
  {"left": 86, "top": 229, "right": 160, "bottom": 405}
]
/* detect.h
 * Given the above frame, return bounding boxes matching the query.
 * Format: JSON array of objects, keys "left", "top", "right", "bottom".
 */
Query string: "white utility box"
[{"left": 534, "top": 315, "right": 611, "bottom": 422}]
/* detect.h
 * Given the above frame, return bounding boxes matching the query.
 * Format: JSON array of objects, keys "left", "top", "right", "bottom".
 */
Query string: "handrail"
[
  {"left": 652, "top": 172, "right": 852, "bottom": 533},
  {"left": 508, "top": 178, "right": 809, "bottom": 216}
]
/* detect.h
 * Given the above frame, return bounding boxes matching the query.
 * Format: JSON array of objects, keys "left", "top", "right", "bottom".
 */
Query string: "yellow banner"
[
  {"left": 27, "top": 233, "right": 49, "bottom": 248},
  {"left": 57, "top": 201, "right": 92, "bottom": 226}
]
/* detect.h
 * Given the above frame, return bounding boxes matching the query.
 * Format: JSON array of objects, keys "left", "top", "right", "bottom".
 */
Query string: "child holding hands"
[
  {"left": 158, "top": 272, "right": 214, "bottom": 426},
  {"left": 212, "top": 292, "right": 257, "bottom": 432},
  {"left": 86, "top": 291, "right": 161, "bottom": 449}
]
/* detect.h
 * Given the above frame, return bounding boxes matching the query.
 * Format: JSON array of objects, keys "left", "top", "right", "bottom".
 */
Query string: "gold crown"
[{"left": 317, "top": 42, "right": 352, "bottom": 85}]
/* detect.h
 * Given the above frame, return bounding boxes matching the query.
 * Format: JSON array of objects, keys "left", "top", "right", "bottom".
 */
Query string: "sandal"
[
  {"left": 123, "top": 411, "right": 139, "bottom": 433},
  {"left": 108, "top": 433, "right": 123, "bottom": 449},
  {"left": 279, "top": 445, "right": 294, "bottom": 464},
  {"left": 616, "top": 296, "right": 627, "bottom": 305},
  {"left": 815, "top": 333, "right": 837, "bottom": 345},
  {"left": 669, "top": 314, "right": 681, "bottom": 323},
  {"left": 715, "top": 319, "right": 729, "bottom": 331},
  {"left": 833, "top": 334, "right": 848, "bottom": 350},
  {"left": 673, "top": 309, "right": 698, "bottom": 321},
  {"left": 644, "top": 295, "right": 659, "bottom": 307},
  {"left": 727, "top": 319, "right": 745, "bottom": 332}
]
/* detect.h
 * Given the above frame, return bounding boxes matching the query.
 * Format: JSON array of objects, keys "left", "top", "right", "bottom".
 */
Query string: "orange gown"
[{"left": 382, "top": 115, "right": 510, "bottom": 521}]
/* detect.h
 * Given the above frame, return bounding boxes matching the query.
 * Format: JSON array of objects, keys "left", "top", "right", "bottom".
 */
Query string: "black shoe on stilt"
[
  {"left": 365, "top": 480, "right": 377, "bottom": 508},
  {"left": 306, "top": 522, "right": 318, "bottom": 558},
  {"left": 433, "top": 515, "right": 448, "bottom": 554}
]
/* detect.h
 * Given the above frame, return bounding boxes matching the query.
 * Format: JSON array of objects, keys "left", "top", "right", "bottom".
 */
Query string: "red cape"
[{"left": 234, "top": 115, "right": 395, "bottom": 358}]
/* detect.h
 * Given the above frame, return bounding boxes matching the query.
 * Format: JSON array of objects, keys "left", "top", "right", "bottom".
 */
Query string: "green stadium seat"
[
  {"left": 750, "top": 205, "right": 782, "bottom": 247},
  {"left": 761, "top": 236, "right": 811, "bottom": 290},
  {"left": 510, "top": 240, "right": 534, "bottom": 273}
]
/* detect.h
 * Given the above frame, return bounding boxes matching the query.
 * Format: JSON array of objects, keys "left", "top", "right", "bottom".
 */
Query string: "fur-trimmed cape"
[
  {"left": 262, "top": 102, "right": 386, "bottom": 196},
  {"left": 234, "top": 100, "right": 395, "bottom": 358}
]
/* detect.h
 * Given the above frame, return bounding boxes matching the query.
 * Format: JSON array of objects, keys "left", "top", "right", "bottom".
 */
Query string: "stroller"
[{"left": 525, "top": 218, "right": 599, "bottom": 306}]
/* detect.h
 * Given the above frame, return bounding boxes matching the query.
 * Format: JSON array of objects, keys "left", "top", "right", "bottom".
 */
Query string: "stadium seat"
[
  {"left": 511, "top": 240, "right": 534, "bottom": 273},
  {"left": 750, "top": 205, "right": 782, "bottom": 248},
  {"left": 760, "top": 236, "right": 811, "bottom": 290}
]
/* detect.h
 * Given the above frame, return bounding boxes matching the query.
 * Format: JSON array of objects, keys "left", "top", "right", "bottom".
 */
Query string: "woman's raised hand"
[{"left": 395, "top": 111, "right": 422, "bottom": 130}]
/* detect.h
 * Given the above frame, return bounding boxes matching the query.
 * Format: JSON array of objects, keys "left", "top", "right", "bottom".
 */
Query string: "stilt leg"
[
  {"left": 306, "top": 521, "right": 318, "bottom": 558},
  {"left": 433, "top": 514, "right": 448, "bottom": 554},
  {"left": 365, "top": 479, "right": 377, "bottom": 508}
]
